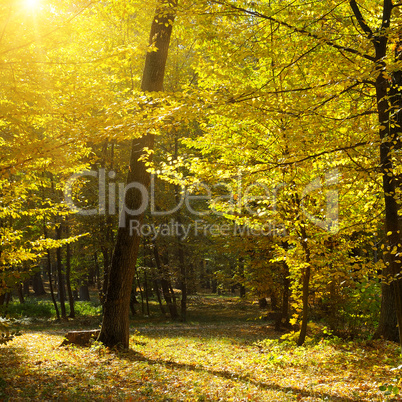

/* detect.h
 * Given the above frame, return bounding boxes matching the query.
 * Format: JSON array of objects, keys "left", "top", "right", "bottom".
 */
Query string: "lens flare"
[{"left": 25, "top": 0, "right": 40, "bottom": 9}]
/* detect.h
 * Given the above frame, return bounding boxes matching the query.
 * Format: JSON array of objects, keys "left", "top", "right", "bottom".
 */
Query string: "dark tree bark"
[
  {"left": 5, "top": 292, "right": 11, "bottom": 306},
  {"left": 32, "top": 270, "right": 46, "bottom": 296},
  {"left": 16, "top": 283, "right": 24, "bottom": 304},
  {"left": 94, "top": 252, "right": 102, "bottom": 294},
  {"left": 281, "top": 261, "right": 291, "bottom": 328},
  {"left": 178, "top": 233, "right": 187, "bottom": 321},
  {"left": 211, "top": 279, "right": 217, "bottom": 294},
  {"left": 153, "top": 242, "right": 179, "bottom": 319},
  {"left": 100, "top": 247, "right": 110, "bottom": 306},
  {"left": 47, "top": 250, "right": 60, "bottom": 320},
  {"left": 99, "top": 141, "right": 115, "bottom": 305},
  {"left": 169, "top": 282, "right": 178, "bottom": 308},
  {"left": 98, "top": 0, "right": 177, "bottom": 348},
  {"left": 44, "top": 216, "right": 60, "bottom": 320},
  {"left": 130, "top": 288, "right": 138, "bottom": 316},
  {"left": 154, "top": 279, "right": 166, "bottom": 316},
  {"left": 258, "top": 298, "right": 268, "bottom": 309},
  {"left": 23, "top": 279, "right": 30, "bottom": 296},
  {"left": 174, "top": 136, "right": 187, "bottom": 322},
  {"left": 374, "top": 279, "right": 399, "bottom": 342},
  {"left": 66, "top": 241, "right": 75, "bottom": 318},
  {"left": 79, "top": 284, "right": 91, "bottom": 301},
  {"left": 144, "top": 270, "right": 150, "bottom": 317},
  {"left": 270, "top": 293, "right": 278, "bottom": 311},
  {"left": 136, "top": 270, "right": 145, "bottom": 315},
  {"left": 238, "top": 257, "right": 246, "bottom": 298},
  {"left": 297, "top": 261, "right": 311, "bottom": 344},
  {"left": 297, "top": 224, "right": 311, "bottom": 346},
  {"left": 56, "top": 226, "right": 67, "bottom": 320}
]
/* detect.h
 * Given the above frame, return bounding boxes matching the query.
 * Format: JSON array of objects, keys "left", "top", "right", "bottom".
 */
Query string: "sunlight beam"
[{"left": 24, "top": 0, "right": 40, "bottom": 10}]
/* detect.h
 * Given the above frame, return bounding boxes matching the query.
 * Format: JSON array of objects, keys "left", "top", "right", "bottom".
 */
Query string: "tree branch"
[
  {"left": 252, "top": 140, "right": 377, "bottom": 170},
  {"left": 210, "top": 0, "right": 375, "bottom": 62},
  {"left": 349, "top": 0, "right": 373, "bottom": 38},
  {"left": 228, "top": 44, "right": 321, "bottom": 103},
  {"left": 228, "top": 82, "right": 333, "bottom": 104},
  {"left": 311, "top": 81, "right": 364, "bottom": 111},
  {"left": 382, "top": 0, "right": 393, "bottom": 29},
  {"left": 311, "top": 110, "right": 376, "bottom": 121}
]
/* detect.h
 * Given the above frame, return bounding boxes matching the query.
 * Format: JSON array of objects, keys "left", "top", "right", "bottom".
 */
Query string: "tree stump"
[{"left": 59, "top": 329, "right": 100, "bottom": 347}]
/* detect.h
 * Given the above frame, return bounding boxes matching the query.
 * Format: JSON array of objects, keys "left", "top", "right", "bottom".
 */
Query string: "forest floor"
[{"left": 0, "top": 294, "right": 401, "bottom": 401}]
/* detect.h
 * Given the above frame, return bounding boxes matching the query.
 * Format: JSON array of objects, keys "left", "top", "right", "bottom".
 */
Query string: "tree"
[
  {"left": 98, "top": 0, "right": 178, "bottom": 348},
  {"left": 0, "top": 0, "right": 101, "bottom": 296},
  {"left": 159, "top": 0, "right": 397, "bottom": 344}
]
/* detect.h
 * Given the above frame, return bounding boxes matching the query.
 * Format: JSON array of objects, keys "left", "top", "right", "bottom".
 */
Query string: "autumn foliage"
[{"left": 1, "top": 0, "right": 402, "bottom": 398}]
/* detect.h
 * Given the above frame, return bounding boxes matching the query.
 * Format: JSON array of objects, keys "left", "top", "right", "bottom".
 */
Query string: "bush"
[
  {"left": 329, "top": 279, "right": 381, "bottom": 339},
  {"left": 74, "top": 301, "right": 102, "bottom": 316},
  {"left": 312, "top": 277, "right": 380, "bottom": 339}
]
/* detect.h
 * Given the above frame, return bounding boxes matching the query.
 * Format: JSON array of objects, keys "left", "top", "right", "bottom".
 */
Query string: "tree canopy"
[{"left": 1, "top": 0, "right": 402, "bottom": 349}]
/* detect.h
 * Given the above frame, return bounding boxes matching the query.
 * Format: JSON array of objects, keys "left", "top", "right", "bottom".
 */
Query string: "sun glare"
[{"left": 25, "top": 0, "right": 40, "bottom": 9}]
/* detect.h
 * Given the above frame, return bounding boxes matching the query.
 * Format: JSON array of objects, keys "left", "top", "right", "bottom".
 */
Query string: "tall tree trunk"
[
  {"left": 238, "top": 257, "right": 246, "bottom": 298},
  {"left": 98, "top": 0, "right": 177, "bottom": 348},
  {"left": 154, "top": 279, "right": 166, "bottom": 316},
  {"left": 169, "top": 282, "right": 178, "bottom": 309},
  {"left": 144, "top": 270, "right": 150, "bottom": 317},
  {"left": 100, "top": 247, "right": 110, "bottom": 306},
  {"left": 130, "top": 288, "right": 138, "bottom": 317},
  {"left": 94, "top": 252, "right": 102, "bottom": 293},
  {"left": 297, "top": 264, "right": 311, "bottom": 346},
  {"left": 23, "top": 278, "right": 30, "bottom": 296},
  {"left": 178, "top": 232, "right": 187, "bottom": 321},
  {"left": 281, "top": 261, "right": 291, "bottom": 327},
  {"left": 47, "top": 250, "right": 60, "bottom": 320},
  {"left": 367, "top": 1, "right": 402, "bottom": 346},
  {"left": 136, "top": 270, "right": 145, "bottom": 315},
  {"left": 66, "top": 242, "right": 75, "bottom": 318},
  {"left": 56, "top": 225, "right": 67, "bottom": 320},
  {"left": 153, "top": 242, "right": 178, "bottom": 319},
  {"left": 44, "top": 218, "right": 60, "bottom": 320},
  {"left": 174, "top": 136, "right": 187, "bottom": 321},
  {"left": 5, "top": 292, "right": 11, "bottom": 307},
  {"left": 32, "top": 270, "right": 46, "bottom": 296},
  {"left": 79, "top": 282, "right": 91, "bottom": 301},
  {"left": 374, "top": 278, "right": 399, "bottom": 342},
  {"left": 16, "top": 283, "right": 24, "bottom": 304},
  {"left": 297, "top": 225, "right": 311, "bottom": 346}
]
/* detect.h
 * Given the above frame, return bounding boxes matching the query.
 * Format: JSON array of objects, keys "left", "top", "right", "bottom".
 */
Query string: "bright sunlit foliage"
[{"left": 1, "top": 0, "right": 402, "bottom": 356}]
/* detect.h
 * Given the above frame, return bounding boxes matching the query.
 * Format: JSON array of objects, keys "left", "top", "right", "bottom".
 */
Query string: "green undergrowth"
[{"left": 1, "top": 297, "right": 102, "bottom": 319}]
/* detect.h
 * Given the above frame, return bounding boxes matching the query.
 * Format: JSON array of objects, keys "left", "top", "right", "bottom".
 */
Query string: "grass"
[
  {"left": 1, "top": 297, "right": 102, "bottom": 320},
  {"left": 0, "top": 295, "right": 401, "bottom": 401}
]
